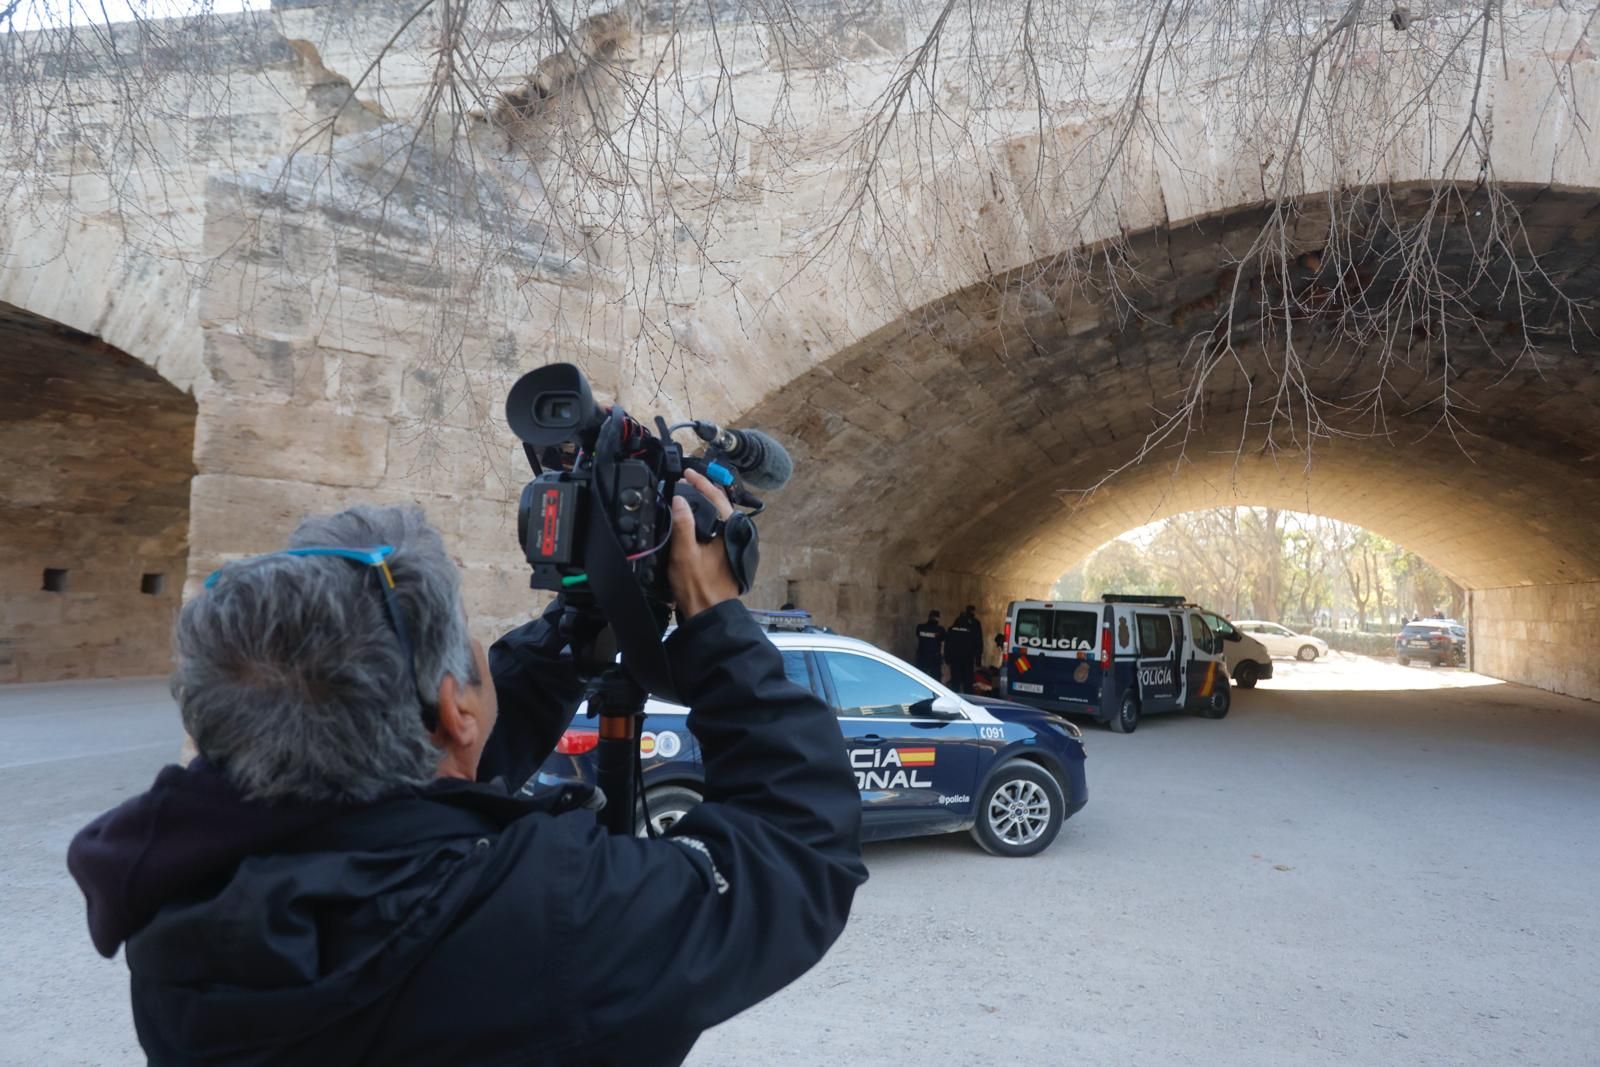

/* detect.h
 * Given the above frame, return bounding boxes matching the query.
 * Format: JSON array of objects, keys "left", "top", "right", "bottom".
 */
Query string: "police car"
[
  {"left": 534, "top": 612, "right": 1089, "bottom": 858},
  {"left": 998, "top": 595, "right": 1233, "bottom": 733}
]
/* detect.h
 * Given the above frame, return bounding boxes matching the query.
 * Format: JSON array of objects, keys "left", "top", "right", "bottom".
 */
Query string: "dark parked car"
[{"left": 1395, "top": 620, "right": 1467, "bottom": 667}]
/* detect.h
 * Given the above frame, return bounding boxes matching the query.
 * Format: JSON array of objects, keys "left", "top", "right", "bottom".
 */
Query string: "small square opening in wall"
[
  {"left": 141, "top": 573, "right": 166, "bottom": 596},
  {"left": 42, "top": 568, "right": 69, "bottom": 593}
]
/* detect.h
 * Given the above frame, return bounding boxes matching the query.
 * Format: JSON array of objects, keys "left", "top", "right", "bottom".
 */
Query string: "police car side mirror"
[{"left": 925, "top": 694, "right": 965, "bottom": 719}]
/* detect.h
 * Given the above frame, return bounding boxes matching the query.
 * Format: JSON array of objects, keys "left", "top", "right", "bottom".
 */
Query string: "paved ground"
[{"left": 4, "top": 655, "right": 1599, "bottom": 1065}]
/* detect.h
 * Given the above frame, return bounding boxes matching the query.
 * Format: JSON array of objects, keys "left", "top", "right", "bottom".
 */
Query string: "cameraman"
[{"left": 68, "top": 470, "right": 867, "bottom": 1065}]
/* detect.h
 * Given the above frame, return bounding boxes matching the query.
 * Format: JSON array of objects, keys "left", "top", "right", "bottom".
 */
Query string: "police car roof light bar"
[{"left": 1100, "top": 593, "right": 1188, "bottom": 606}]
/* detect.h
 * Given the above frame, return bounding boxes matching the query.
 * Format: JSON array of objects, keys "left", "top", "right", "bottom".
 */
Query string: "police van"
[{"left": 998, "top": 595, "right": 1232, "bottom": 733}]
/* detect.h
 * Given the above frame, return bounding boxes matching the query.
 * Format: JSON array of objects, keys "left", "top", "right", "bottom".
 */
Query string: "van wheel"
[
  {"left": 636, "top": 785, "right": 702, "bottom": 838},
  {"left": 1233, "top": 662, "right": 1259, "bottom": 689},
  {"left": 1109, "top": 691, "right": 1140, "bottom": 733},
  {"left": 1296, "top": 645, "right": 1319, "bottom": 662},
  {"left": 1200, "top": 678, "right": 1231, "bottom": 719},
  {"left": 970, "top": 762, "right": 1064, "bottom": 857},
  {"left": 1397, "top": 655, "right": 1410, "bottom": 666}
]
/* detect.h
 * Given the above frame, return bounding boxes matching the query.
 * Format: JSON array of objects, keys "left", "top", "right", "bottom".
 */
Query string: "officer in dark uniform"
[
  {"left": 914, "top": 610, "right": 945, "bottom": 678},
  {"left": 944, "top": 607, "right": 981, "bottom": 693}
]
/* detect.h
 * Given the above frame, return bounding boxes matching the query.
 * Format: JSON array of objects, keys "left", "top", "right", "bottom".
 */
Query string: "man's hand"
[{"left": 669, "top": 468, "right": 740, "bottom": 620}]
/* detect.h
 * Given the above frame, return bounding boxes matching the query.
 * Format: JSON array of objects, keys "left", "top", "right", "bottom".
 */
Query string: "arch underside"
[{"left": 748, "top": 184, "right": 1600, "bottom": 592}]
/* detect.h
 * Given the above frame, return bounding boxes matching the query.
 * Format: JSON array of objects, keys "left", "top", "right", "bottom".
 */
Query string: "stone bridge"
[{"left": 3, "top": 0, "right": 1598, "bottom": 699}]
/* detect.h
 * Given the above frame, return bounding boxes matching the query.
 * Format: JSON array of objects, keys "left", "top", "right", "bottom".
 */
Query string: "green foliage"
[
  {"left": 1081, "top": 539, "right": 1167, "bottom": 600},
  {"left": 1310, "top": 627, "right": 1400, "bottom": 656}
]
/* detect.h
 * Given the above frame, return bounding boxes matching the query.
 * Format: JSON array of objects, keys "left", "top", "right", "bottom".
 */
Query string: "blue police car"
[{"left": 534, "top": 622, "right": 1089, "bottom": 857}]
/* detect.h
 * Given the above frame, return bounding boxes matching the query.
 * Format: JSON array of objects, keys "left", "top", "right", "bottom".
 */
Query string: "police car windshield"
[{"left": 1015, "top": 608, "right": 1098, "bottom": 650}]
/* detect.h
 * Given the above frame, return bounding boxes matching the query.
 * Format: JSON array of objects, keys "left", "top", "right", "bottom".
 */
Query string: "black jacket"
[
  {"left": 913, "top": 622, "right": 944, "bottom": 666},
  {"left": 944, "top": 613, "right": 981, "bottom": 668},
  {"left": 67, "top": 601, "right": 867, "bottom": 1065}
]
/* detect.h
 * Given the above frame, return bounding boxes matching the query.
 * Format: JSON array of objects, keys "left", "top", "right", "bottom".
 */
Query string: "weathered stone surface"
[
  {"left": 4, "top": 0, "right": 1600, "bottom": 701},
  {"left": 194, "top": 398, "right": 391, "bottom": 487}
]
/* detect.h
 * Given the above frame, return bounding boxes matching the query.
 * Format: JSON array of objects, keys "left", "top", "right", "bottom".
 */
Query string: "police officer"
[
  {"left": 914, "top": 610, "right": 945, "bottom": 678},
  {"left": 944, "top": 606, "right": 981, "bottom": 693}
]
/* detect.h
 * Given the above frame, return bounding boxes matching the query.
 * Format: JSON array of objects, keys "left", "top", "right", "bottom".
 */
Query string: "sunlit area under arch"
[{"left": 1047, "top": 506, "right": 1503, "bottom": 692}]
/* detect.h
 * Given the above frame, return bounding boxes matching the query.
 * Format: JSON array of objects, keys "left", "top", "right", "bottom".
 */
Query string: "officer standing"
[
  {"left": 944, "top": 607, "right": 981, "bottom": 693},
  {"left": 914, "top": 610, "right": 945, "bottom": 678}
]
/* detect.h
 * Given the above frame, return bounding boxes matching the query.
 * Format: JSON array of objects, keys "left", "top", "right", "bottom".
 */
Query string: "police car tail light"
[
  {"left": 1099, "top": 627, "right": 1112, "bottom": 670},
  {"left": 555, "top": 728, "right": 600, "bottom": 755}
]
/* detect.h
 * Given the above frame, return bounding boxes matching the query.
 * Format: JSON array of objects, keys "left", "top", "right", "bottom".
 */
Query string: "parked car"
[
  {"left": 1232, "top": 620, "right": 1329, "bottom": 661},
  {"left": 532, "top": 622, "right": 1089, "bottom": 858},
  {"left": 1196, "top": 611, "right": 1275, "bottom": 689},
  {"left": 1395, "top": 620, "right": 1467, "bottom": 667},
  {"left": 997, "top": 594, "right": 1233, "bottom": 733}
]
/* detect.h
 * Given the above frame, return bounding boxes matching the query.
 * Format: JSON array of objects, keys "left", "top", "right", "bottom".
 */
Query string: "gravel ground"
[{"left": 3, "top": 656, "right": 1598, "bottom": 1066}]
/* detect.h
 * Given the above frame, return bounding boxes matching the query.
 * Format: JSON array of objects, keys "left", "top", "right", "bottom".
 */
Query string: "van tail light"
[
  {"left": 1100, "top": 626, "right": 1113, "bottom": 670},
  {"left": 1003, "top": 621, "right": 1011, "bottom": 647},
  {"left": 555, "top": 728, "right": 600, "bottom": 755}
]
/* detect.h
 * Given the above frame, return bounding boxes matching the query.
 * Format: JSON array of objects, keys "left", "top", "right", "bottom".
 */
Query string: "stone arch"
[
  {"left": 743, "top": 183, "right": 1600, "bottom": 700},
  {"left": 0, "top": 219, "right": 207, "bottom": 396},
  {"left": 0, "top": 301, "right": 197, "bottom": 682}
]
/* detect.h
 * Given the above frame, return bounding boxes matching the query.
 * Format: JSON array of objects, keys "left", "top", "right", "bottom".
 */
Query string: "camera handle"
[{"left": 589, "top": 665, "right": 650, "bottom": 836}]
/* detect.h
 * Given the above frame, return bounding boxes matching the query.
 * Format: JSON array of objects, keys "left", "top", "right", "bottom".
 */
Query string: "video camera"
[{"left": 504, "top": 363, "right": 791, "bottom": 834}]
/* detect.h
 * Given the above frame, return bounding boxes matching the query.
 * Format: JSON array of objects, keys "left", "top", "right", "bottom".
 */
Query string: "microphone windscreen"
[{"left": 739, "top": 429, "right": 793, "bottom": 490}]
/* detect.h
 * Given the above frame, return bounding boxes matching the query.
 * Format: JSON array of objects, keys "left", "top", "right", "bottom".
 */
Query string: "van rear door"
[{"left": 1008, "top": 606, "right": 1103, "bottom": 708}]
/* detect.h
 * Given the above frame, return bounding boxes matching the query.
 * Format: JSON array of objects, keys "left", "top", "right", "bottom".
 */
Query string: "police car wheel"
[
  {"left": 1201, "top": 680, "right": 1231, "bottom": 719},
  {"left": 1108, "top": 691, "right": 1140, "bottom": 733},
  {"left": 1397, "top": 655, "right": 1410, "bottom": 666},
  {"left": 971, "top": 762, "right": 1064, "bottom": 857},
  {"left": 1233, "top": 663, "right": 1259, "bottom": 689},
  {"left": 635, "top": 785, "right": 703, "bottom": 838},
  {"left": 1296, "top": 645, "right": 1319, "bottom": 662}
]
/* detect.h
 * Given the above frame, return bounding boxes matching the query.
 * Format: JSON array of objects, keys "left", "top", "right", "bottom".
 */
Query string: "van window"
[
  {"left": 1189, "top": 613, "right": 1217, "bottom": 655},
  {"left": 1014, "top": 608, "right": 1098, "bottom": 652},
  {"left": 1136, "top": 614, "right": 1173, "bottom": 657}
]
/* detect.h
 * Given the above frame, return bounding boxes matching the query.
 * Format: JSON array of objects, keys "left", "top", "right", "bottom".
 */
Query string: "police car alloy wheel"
[
  {"left": 636, "top": 785, "right": 703, "bottom": 838},
  {"left": 971, "top": 762, "right": 1065, "bottom": 857},
  {"left": 1109, "top": 690, "right": 1140, "bottom": 733},
  {"left": 1233, "top": 662, "right": 1259, "bottom": 689}
]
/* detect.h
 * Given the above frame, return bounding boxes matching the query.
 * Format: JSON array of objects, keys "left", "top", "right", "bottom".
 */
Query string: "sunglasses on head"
[{"left": 205, "top": 545, "right": 438, "bottom": 730}]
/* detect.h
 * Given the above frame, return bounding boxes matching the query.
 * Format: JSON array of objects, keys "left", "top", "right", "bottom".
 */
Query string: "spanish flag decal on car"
[
  {"left": 1015, "top": 654, "right": 1032, "bottom": 674},
  {"left": 896, "top": 747, "right": 936, "bottom": 766}
]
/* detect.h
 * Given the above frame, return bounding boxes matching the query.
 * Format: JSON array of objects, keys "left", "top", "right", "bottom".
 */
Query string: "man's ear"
[{"left": 432, "top": 673, "right": 482, "bottom": 749}]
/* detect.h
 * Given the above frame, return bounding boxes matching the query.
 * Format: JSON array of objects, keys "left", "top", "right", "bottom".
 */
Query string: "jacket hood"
[
  {"left": 68, "top": 761, "right": 533, "bottom": 1062},
  {"left": 67, "top": 759, "right": 340, "bottom": 958}
]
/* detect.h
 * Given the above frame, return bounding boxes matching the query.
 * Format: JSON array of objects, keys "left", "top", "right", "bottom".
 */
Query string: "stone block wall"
[
  {"left": 1471, "top": 584, "right": 1600, "bottom": 703},
  {"left": 754, "top": 539, "right": 1042, "bottom": 663}
]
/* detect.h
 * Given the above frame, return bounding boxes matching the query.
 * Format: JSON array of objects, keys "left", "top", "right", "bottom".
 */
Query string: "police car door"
[
  {"left": 818, "top": 650, "right": 981, "bottom": 829},
  {"left": 1134, "top": 612, "right": 1182, "bottom": 712}
]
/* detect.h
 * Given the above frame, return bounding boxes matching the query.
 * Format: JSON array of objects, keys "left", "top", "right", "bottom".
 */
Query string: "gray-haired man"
[{"left": 68, "top": 470, "right": 866, "bottom": 1065}]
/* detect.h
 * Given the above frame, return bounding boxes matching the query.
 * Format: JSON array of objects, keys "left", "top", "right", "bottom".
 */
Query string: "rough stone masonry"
[{"left": 2, "top": 0, "right": 1598, "bottom": 700}]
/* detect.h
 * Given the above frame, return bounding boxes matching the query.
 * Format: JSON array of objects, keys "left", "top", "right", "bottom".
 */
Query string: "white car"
[
  {"left": 1232, "top": 620, "right": 1329, "bottom": 661},
  {"left": 1197, "top": 611, "right": 1274, "bottom": 689}
]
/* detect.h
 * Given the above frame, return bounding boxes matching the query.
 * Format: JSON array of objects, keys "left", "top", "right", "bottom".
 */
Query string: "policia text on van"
[{"left": 998, "top": 595, "right": 1235, "bottom": 733}]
